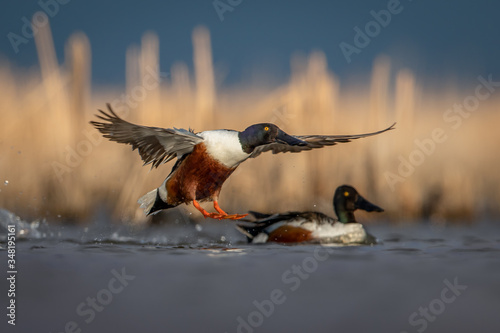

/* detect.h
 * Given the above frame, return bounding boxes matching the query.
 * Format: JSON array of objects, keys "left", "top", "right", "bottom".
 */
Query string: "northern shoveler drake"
[
  {"left": 236, "top": 185, "right": 384, "bottom": 244},
  {"left": 91, "top": 104, "right": 394, "bottom": 220}
]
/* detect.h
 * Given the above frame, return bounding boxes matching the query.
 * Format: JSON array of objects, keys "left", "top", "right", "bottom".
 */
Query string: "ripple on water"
[
  {"left": 462, "top": 235, "right": 491, "bottom": 246},
  {"left": 450, "top": 247, "right": 500, "bottom": 253},
  {"left": 385, "top": 247, "right": 422, "bottom": 254}
]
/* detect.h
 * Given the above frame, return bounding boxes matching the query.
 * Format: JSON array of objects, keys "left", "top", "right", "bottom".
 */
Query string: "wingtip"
[
  {"left": 382, "top": 122, "right": 396, "bottom": 132},
  {"left": 91, "top": 104, "right": 123, "bottom": 124},
  {"left": 106, "top": 103, "right": 119, "bottom": 117}
]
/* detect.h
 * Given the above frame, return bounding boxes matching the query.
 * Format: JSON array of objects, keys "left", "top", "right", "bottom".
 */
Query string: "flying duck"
[
  {"left": 236, "top": 185, "right": 384, "bottom": 244},
  {"left": 91, "top": 105, "right": 394, "bottom": 220}
]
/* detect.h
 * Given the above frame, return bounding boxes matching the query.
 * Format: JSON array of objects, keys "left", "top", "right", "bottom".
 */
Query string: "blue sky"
[{"left": 1, "top": 0, "right": 499, "bottom": 87}]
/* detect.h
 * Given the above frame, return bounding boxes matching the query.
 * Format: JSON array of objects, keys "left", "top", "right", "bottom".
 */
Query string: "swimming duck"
[
  {"left": 236, "top": 185, "right": 384, "bottom": 244},
  {"left": 91, "top": 105, "right": 394, "bottom": 220}
]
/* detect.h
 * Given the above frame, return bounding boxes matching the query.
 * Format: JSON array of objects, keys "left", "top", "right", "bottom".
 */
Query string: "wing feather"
[
  {"left": 249, "top": 122, "right": 395, "bottom": 158},
  {"left": 90, "top": 104, "right": 204, "bottom": 168}
]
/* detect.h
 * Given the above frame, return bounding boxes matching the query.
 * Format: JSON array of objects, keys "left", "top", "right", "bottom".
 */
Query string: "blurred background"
[{"left": 1, "top": 0, "right": 499, "bottom": 224}]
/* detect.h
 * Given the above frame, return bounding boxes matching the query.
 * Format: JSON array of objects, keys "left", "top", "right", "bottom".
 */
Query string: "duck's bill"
[
  {"left": 276, "top": 130, "right": 308, "bottom": 146},
  {"left": 355, "top": 195, "right": 384, "bottom": 212}
]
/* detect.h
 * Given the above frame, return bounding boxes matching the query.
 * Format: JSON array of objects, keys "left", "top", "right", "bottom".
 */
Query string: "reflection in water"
[{"left": 203, "top": 248, "right": 247, "bottom": 258}]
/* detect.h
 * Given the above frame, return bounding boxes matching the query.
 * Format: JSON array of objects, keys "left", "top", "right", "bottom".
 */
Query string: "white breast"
[
  {"left": 199, "top": 130, "right": 250, "bottom": 168},
  {"left": 312, "top": 222, "right": 368, "bottom": 244}
]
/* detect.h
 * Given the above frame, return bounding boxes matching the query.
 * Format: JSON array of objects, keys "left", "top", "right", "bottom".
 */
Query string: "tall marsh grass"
[{"left": 1, "top": 21, "right": 498, "bottom": 224}]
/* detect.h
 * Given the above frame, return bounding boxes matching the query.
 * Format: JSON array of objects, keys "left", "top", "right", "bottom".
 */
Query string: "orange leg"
[
  {"left": 192, "top": 200, "right": 215, "bottom": 218},
  {"left": 192, "top": 200, "right": 248, "bottom": 220},
  {"left": 193, "top": 200, "right": 225, "bottom": 220},
  {"left": 213, "top": 201, "right": 228, "bottom": 215}
]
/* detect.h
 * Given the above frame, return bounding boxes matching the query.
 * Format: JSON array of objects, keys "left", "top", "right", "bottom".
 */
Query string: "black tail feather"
[
  {"left": 235, "top": 223, "right": 270, "bottom": 242},
  {"left": 147, "top": 190, "right": 175, "bottom": 216}
]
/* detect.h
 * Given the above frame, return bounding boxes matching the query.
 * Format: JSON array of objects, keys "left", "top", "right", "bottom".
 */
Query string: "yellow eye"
[
  {"left": 344, "top": 191, "right": 349, "bottom": 197},
  {"left": 264, "top": 126, "right": 269, "bottom": 131}
]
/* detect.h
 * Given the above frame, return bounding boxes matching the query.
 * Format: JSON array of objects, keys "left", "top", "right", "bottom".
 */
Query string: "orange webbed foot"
[
  {"left": 213, "top": 201, "right": 248, "bottom": 220},
  {"left": 192, "top": 200, "right": 248, "bottom": 220},
  {"left": 220, "top": 213, "right": 249, "bottom": 220}
]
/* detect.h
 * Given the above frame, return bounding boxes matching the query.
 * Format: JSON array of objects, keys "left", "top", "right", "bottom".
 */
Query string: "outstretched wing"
[
  {"left": 90, "top": 104, "right": 204, "bottom": 168},
  {"left": 249, "top": 122, "right": 395, "bottom": 158}
]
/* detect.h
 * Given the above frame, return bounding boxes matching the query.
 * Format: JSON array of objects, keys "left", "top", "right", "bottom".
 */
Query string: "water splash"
[
  {"left": 0, "top": 209, "right": 50, "bottom": 240},
  {"left": 0, "top": 208, "right": 244, "bottom": 247}
]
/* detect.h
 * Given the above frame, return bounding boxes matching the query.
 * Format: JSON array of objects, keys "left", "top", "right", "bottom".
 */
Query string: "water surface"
[{"left": 0, "top": 210, "right": 499, "bottom": 333}]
